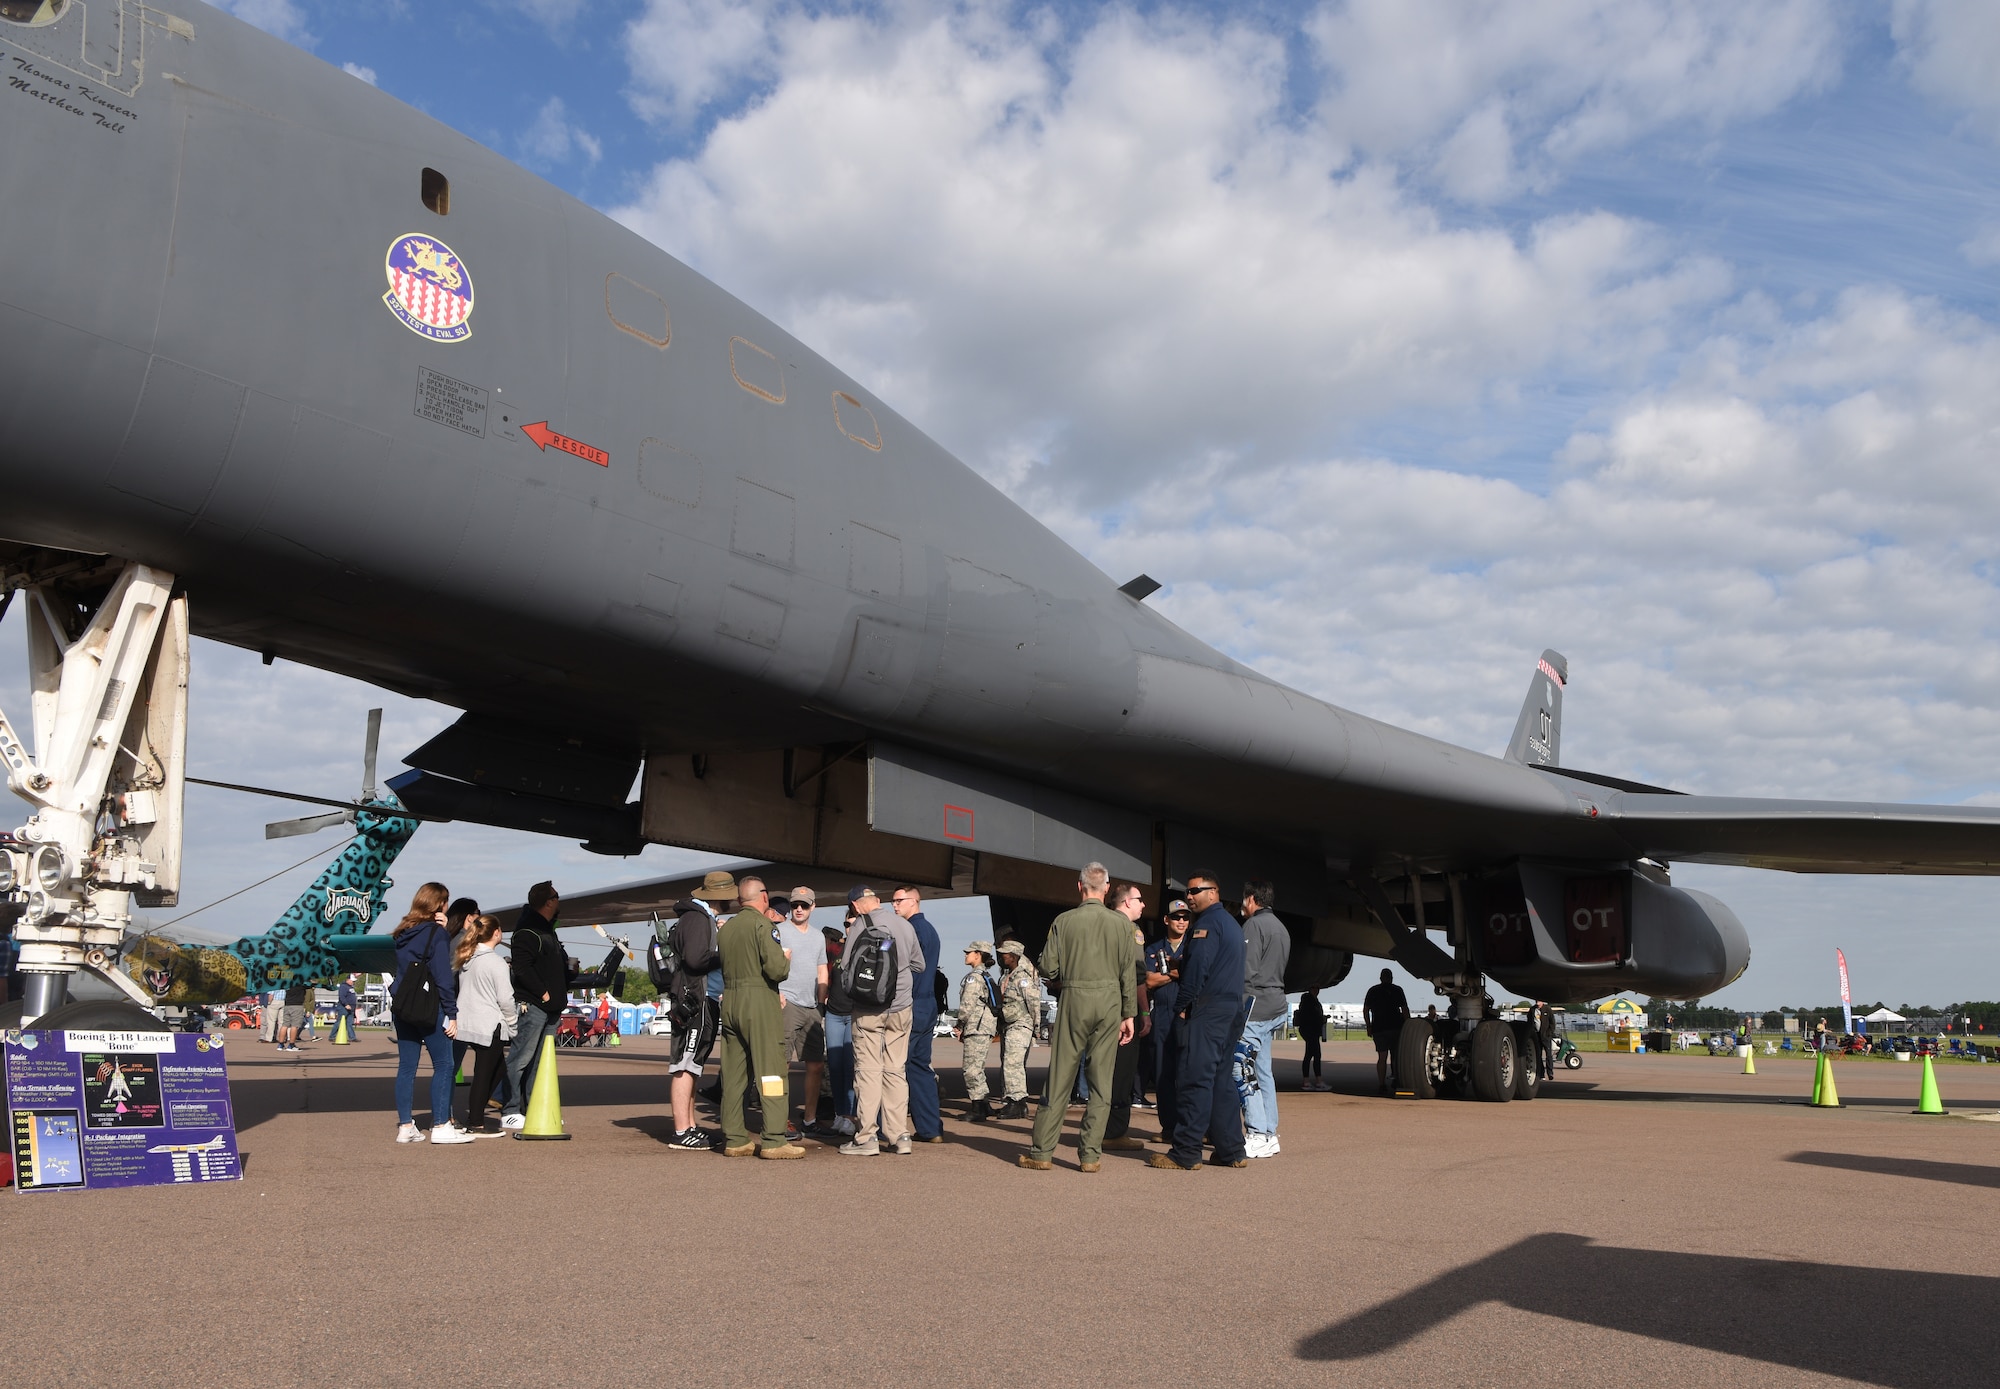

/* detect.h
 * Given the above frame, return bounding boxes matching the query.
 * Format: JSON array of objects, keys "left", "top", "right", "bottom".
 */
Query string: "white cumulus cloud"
[
  {"left": 205, "top": 0, "right": 312, "bottom": 46},
  {"left": 341, "top": 62, "right": 378, "bottom": 86},
  {"left": 1893, "top": 0, "right": 2000, "bottom": 139},
  {"left": 520, "top": 95, "right": 604, "bottom": 168}
]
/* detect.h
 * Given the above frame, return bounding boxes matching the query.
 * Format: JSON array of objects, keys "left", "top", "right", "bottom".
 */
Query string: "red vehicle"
[{"left": 223, "top": 997, "right": 263, "bottom": 1030}]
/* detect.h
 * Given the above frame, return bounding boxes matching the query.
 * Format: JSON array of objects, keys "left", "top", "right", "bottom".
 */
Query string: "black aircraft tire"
[
  {"left": 1511, "top": 1025, "right": 1539, "bottom": 1100},
  {"left": 1396, "top": 1018, "right": 1437, "bottom": 1100},
  {"left": 6, "top": 999, "right": 167, "bottom": 1032},
  {"left": 1471, "top": 1019, "right": 1515, "bottom": 1102},
  {"left": 1563, "top": 1049, "right": 1583, "bottom": 1070}
]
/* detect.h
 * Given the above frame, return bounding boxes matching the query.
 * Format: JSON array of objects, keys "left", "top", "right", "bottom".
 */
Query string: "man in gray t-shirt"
[{"left": 778, "top": 888, "right": 831, "bottom": 1132}]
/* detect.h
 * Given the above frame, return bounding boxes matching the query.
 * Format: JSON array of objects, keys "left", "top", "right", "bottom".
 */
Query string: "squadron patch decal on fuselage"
[{"left": 382, "top": 233, "right": 474, "bottom": 342}]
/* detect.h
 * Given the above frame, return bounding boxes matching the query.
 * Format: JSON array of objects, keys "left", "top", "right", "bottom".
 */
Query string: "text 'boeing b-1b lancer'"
[{"left": 4, "top": 1, "right": 1999, "bottom": 1100}]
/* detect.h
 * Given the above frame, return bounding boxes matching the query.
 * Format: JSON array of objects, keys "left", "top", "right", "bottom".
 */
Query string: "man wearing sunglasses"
[{"left": 1148, "top": 873, "right": 1249, "bottom": 1171}]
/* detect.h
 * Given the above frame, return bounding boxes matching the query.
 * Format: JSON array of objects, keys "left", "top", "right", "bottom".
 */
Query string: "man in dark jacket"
[
  {"left": 663, "top": 873, "right": 730, "bottom": 1149},
  {"left": 500, "top": 881, "right": 564, "bottom": 1131},
  {"left": 1148, "top": 872, "right": 1249, "bottom": 1172},
  {"left": 895, "top": 886, "right": 946, "bottom": 1144}
]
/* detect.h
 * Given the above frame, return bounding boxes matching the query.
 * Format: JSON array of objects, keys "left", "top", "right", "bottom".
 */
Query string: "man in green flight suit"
[
  {"left": 1018, "top": 862, "right": 1138, "bottom": 1173},
  {"left": 718, "top": 875, "right": 805, "bottom": 1159}
]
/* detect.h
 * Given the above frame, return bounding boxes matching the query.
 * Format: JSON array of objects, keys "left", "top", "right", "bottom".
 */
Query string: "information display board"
[{"left": 5, "top": 1030, "right": 241, "bottom": 1192}]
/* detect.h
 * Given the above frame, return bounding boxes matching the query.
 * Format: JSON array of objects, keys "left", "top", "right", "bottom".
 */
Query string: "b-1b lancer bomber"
[{"left": 3, "top": 1, "right": 1997, "bottom": 1102}]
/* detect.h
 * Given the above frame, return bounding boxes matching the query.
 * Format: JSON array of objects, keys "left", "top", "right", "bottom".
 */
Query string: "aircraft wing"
[{"left": 1597, "top": 791, "right": 2000, "bottom": 874}]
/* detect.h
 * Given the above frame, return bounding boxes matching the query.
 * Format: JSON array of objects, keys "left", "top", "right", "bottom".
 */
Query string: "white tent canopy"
[{"left": 1860, "top": 1008, "right": 1906, "bottom": 1023}]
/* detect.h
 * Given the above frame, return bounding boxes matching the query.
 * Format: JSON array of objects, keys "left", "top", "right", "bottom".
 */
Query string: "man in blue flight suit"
[
  {"left": 1148, "top": 872, "right": 1250, "bottom": 1171},
  {"left": 895, "top": 886, "right": 946, "bottom": 1143}
]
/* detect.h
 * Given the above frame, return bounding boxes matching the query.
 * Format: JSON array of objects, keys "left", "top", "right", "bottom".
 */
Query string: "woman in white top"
[{"left": 455, "top": 914, "right": 518, "bottom": 1134}]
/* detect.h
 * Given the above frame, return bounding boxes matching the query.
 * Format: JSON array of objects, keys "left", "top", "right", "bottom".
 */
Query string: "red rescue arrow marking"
[{"left": 520, "top": 420, "right": 609, "bottom": 467}]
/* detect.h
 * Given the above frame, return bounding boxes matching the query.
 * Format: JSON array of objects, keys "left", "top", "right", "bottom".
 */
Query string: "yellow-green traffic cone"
[
  {"left": 1811, "top": 1051, "right": 1842, "bottom": 1107},
  {"left": 607, "top": 1030, "right": 621, "bottom": 1047},
  {"left": 1914, "top": 1053, "right": 1948, "bottom": 1115},
  {"left": 331, "top": 1015, "right": 353, "bottom": 1045},
  {"left": 1742, "top": 1047, "right": 1756, "bottom": 1075},
  {"left": 515, "top": 1034, "right": 571, "bottom": 1141}
]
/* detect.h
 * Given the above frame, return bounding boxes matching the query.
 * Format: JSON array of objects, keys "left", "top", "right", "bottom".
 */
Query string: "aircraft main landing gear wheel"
[
  {"left": 1396, "top": 1017, "right": 1441, "bottom": 1099},
  {"left": 1511, "top": 1024, "right": 1539, "bottom": 1100},
  {"left": 1471, "top": 1019, "right": 1515, "bottom": 1102}
]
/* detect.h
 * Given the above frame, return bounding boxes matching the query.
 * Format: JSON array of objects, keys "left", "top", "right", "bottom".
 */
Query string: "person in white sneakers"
[
  {"left": 453, "top": 914, "right": 516, "bottom": 1136},
  {"left": 389, "top": 883, "right": 467, "bottom": 1145}
]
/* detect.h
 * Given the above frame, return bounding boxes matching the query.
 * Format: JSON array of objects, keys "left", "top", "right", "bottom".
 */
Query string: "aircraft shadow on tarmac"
[
  {"left": 1786, "top": 1150, "right": 2000, "bottom": 1190},
  {"left": 228, "top": 1069, "right": 668, "bottom": 1133},
  {"left": 1295, "top": 1232, "right": 1996, "bottom": 1386}
]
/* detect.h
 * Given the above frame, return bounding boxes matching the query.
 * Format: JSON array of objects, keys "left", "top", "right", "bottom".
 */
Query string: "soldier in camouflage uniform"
[
  {"left": 996, "top": 939, "right": 1041, "bottom": 1119},
  {"left": 955, "top": 940, "right": 1000, "bottom": 1120}
]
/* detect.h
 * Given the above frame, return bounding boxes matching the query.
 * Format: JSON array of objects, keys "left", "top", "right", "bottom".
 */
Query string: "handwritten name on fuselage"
[{"left": 4, "top": 54, "right": 133, "bottom": 132}]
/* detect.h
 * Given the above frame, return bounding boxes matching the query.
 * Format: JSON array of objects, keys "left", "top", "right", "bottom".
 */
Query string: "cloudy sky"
[{"left": 11, "top": 0, "right": 2000, "bottom": 1010}]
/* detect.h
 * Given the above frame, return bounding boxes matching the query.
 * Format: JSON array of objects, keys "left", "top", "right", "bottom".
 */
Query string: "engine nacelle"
[{"left": 1471, "top": 863, "right": 1749, "bottom": 1005}]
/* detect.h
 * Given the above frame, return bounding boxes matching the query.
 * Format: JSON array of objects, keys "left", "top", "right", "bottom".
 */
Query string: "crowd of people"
[{"left": 366, "top": 863, "right": 1573, "bottom": 1163}]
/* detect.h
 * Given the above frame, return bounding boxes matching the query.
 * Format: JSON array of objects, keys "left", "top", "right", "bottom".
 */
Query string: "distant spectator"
[
  {"left": 390, "top": 883, "right": 465, "bottom": 1144},
  {"left": 1364, "top": 969, "right": 1410, "bottom": 1097},
  {"left": 336, "top": 975, "right": 359, "bottom": 1037},
  {"left": 1295, "top": 990, "right": 1326, "bottom": 1090},
  {"left": 261, "top": 986, "right": 283, "bottom": 1044},
  {"left": 1534, "top": 1001, "right": 1555, "bottom": 1079},
  {"left": 454, "top": 914, "right": 514, "bottom": 1134},
  {"left": 280, "top": 980, "right": 309, "bottom": 1052}
]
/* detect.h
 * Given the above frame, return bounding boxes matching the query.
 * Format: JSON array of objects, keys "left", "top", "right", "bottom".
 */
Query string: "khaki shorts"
[
  {"left": 782, "top": 1001, "right": 826, "bottom": 1064},
  {"left": 282, "top": 1005, "right": 307, "bottom": 1029}
]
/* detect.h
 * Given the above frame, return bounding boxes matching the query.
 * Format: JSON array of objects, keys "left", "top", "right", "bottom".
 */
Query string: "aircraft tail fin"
[{"left": 1504, "top": 649, "right": 1568, "bottom": 767}]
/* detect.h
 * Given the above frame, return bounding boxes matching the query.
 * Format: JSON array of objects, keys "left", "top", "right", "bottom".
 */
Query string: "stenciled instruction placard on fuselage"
[{"left": 5, "top": 1030, "right": 241, "bottom": 1192}]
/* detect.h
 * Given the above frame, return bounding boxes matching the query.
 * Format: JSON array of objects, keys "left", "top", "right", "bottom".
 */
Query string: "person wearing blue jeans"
[
  {"left": 1239, "top": 880, "right": 1291, "bottom": 1159},
  {"left": 895, "top": 888, "right": 945, "bottom": 1142},
  {"left": 388, "top": 883, "right": 466, "bottom": 1143},
  {"left": 501, "top": 882, "right": 567, "bottom": 1129}
]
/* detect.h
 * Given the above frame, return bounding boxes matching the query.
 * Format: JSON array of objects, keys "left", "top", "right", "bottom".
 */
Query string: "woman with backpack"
[
  {"left": 454, "top": 913, "right": 515, "bottom": 1134},
  {"left": 390, "top": 882, "right": 466, "bottom": 1144}
]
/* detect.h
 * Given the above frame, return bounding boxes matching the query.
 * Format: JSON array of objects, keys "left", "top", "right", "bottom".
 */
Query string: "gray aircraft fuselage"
[{"left": 4, "top": 2, "right": 1998, "bottom": 1005}]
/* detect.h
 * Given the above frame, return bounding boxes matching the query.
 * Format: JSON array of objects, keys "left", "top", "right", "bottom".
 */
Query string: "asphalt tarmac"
[{"left": 6, "top": 1032, "right": 1999, "bottom": 1387}]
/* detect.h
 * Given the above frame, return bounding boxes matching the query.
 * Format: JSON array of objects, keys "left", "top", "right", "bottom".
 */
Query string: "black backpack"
[
  {"left": 840, "top": 922, "right": 898, "bottom": 1010},
  {"left": 390, "top": 924, "right": 441, "bottom": 1031},
  {"left": 647, "top": 915, "right": 682, "bottom": 989}
]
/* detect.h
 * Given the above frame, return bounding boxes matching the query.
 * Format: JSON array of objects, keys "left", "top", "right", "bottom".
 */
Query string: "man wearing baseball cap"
[{"left": 778, "top": 888, "right": 829, "bottom": 1135}]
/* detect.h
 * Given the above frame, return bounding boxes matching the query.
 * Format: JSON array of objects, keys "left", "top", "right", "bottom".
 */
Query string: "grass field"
[{"left": 1300, "top": 1026, "right": 1997, "bottom": 1064}]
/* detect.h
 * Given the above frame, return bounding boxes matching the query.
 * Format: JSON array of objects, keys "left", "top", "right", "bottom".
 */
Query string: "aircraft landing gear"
[
  {"left": 1470, "top": 1018, "right": 1516, "bottom": 1102},
  {"left": 1396, "top": 1017, "right": 1443, "bottom": 1099},
  {"left": 1396, "top": 979, "right": 1539, "bottom": 1103},
  {"left": 0, "top": 559, "right": 187, "bottom": 1025}
]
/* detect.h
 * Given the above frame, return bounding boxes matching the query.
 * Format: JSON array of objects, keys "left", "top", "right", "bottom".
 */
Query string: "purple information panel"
[{"left": 6, "top": 1030, "right": 241, "bottom": 1192}]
